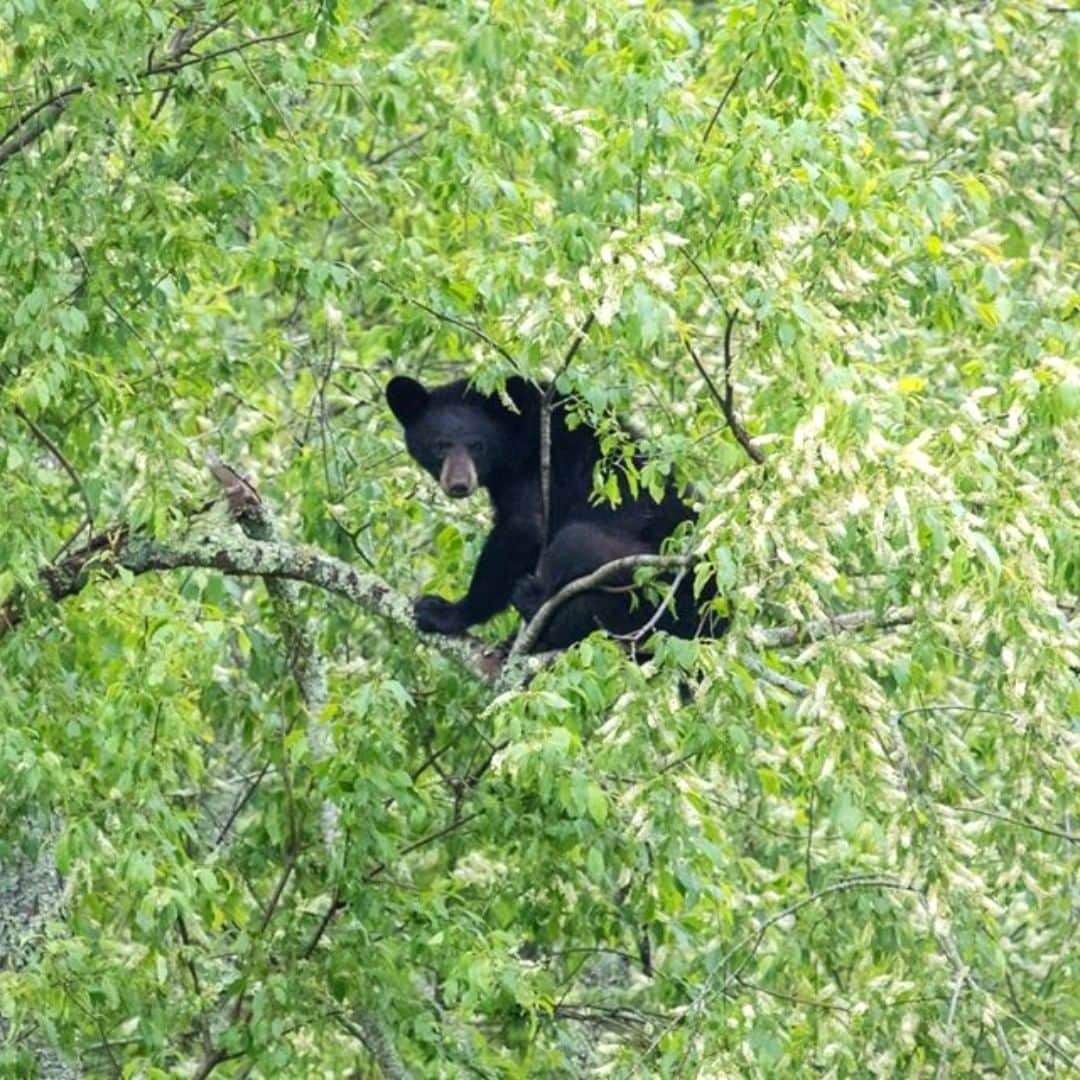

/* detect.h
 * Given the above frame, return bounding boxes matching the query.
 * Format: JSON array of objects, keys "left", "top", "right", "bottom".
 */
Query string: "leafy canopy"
[{"left": 0, "top": 0, "right": 1076, "bottom": 1076}]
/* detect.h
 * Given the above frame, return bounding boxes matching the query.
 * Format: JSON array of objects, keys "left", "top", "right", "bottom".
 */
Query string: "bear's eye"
[
  {"left": 434, "top": 441, "right": 452, "bottom": 455},
  {"left": 467, "top": 440, "right": 483, "bottom": 456}
]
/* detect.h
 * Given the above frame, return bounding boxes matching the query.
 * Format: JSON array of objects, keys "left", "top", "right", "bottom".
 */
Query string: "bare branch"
[
  {"left": 367, "top": 128, "right": 429, "bottom": 165},
  {"left": 942, "top": 803, "right": 1078, "bottom": 845},
  {"left": 698, "top": 61, "right": 746, "bottom": 159},
  {"left": 146, "top": 28, "right": 305, "bottom": 77},
  {"left": 611, "top": 565, "right": 690, "bottom": 646},
  {"left": 541, "top": 311, "right": 595, "bottom": 540},
  {"left": 7, "top": 503, "right": 923, "bottom": 694},
  {"left": 683, "top": 327, "right": 764, "bottom": 465},
  {"left": 365, "top": 809, "right": 484, "bottom": 882},
  {"left": 26, "top": 523, "right": 494, "bottom": 677},
  {"left": 399, "top": 294, "right": 519, "bottom": 369},
  {"left": 508, "top": 553, "right": 692, "bottom": 660},
  {"left": 738, "top": 651, "right": 809, "bottom": 697},
  {"left": 14, "top": 405, "right": 95, "bottom": 539},
  {"left": 750, "top": 606, "right": 916, "bottom": 648}
]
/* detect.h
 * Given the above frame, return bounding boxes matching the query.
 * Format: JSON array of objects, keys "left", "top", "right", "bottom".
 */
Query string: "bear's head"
[{"left": 386, "top": 376, "right": 533, "bottom": 499}]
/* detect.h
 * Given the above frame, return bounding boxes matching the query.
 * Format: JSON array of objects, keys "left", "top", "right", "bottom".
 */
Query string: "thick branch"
[
  {"left": 12, "top": 520, "right": 922, "bottom": 690},
  {"left": 336, "top": 1012, "right": 412, "bottom": 1080},
  {"left": 35, "top": 524, "right": 493, "bottom": 675}
]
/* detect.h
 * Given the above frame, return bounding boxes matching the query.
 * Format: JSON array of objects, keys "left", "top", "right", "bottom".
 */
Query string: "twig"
[
  {"left": 942, "top": 803, "right": 1078, "bottom": 844},
  {"left": 0, "top": 106, "right": 64, "bottom": 166},
  {"left": 14, "top": 404, "right": 95, "bottom": 538},
  {"left": 400, "top": 294, "right": 518, "bottom": 367},
  {"left": 301, "top": 888, "right": 344, "bottom": 960},
  {"left": 734, "top": 975, "right": 849, "bottom": 1014},
  {"left": 146, "top": 28, "right": 305, "bottom": 76},
  {"left": 0, "top": 87, "right": 82, "bottom": 150},
  {"left": 207, "top": 457, "right": 340, "bottom": 846},
  {"left": 683, "top": 325, "right": 764, "bottom": 465},
  {"left": 257, "top": 855, "right": 297, "bottom": 934},
  {"left": 365, "top": 809, "right": 483, "bottom": 882},
  {"left": 698, "top": 61, "right": 746, "bottom": 159},
  {"left": 367, "top": 128, "right": 429, "bottom": 165},
  {"left": 722, "top": 877, "right": 924, "bottom": 986},
  {"left": 640, "top": 877, "right": 924, "bottom": 1063},
  {"left": 750, "top": 606, "right": 915, "bottom": 648},
  {"left": 541, "top": 311, "right": 595, "bottom": 540},
  {"left": 508, "top": 553, "right": 692, "bottom": 659},
  {"left": 213, "top": 762, "right": 272, "bottom": 849},
  {"left": 681, "top": 248, "right": 726, "bottom": 309},
  {"left": 611, "top": 564, "right": 689, "bottom": 646},
  {"left": 0, "top": 27, "right": 301, "bottom": 169},
  {"left": 738, "top": 650, "right": 809, "bottom": 697},
  {"left": 935, "top": 972, "right": 967, "bottom": 1080}
]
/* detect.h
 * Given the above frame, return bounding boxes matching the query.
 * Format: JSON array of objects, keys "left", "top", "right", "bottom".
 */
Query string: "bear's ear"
[
  {"left": 386, "top": 376, "right": 429, "bottom": 425},
  {"left": 504, "top": 375, "right": 538, "bottom": 415}
]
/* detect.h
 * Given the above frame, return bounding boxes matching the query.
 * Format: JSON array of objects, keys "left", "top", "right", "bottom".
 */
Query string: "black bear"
[{"left": 386, "top": 374, "right": 718, "bottom": 652}]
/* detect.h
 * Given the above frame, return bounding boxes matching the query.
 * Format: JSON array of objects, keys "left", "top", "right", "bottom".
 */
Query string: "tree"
[{"left": 1, "top": 0, "right": 1076, "bottom": 1075}]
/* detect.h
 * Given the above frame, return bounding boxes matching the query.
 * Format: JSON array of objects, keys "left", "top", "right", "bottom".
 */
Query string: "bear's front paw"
[
  {"left": 510, "top": 574, "right": 546, "bottom": 621},
  {"left": 413, "top": 594, "right": 471, "bottom": 635}
]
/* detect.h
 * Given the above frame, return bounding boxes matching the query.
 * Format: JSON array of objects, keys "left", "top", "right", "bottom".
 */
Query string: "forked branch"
[{"left": 683, "top": 317, "right": 764, "bottom": 465}]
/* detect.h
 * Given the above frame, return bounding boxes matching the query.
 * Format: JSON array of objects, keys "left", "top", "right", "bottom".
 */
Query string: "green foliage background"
[{"left": 1, "top": 0, "right": 1076, "bottom": 1075}]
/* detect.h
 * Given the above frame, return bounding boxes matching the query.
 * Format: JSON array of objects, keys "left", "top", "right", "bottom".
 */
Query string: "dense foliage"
[{"left": 1, "top": 1, "right": 1076, "bottom": 1075}]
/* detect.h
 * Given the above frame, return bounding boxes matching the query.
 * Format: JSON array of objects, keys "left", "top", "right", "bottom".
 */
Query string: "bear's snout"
[{"left": 440, "top": 447, "right": 478, "bottom": 498}]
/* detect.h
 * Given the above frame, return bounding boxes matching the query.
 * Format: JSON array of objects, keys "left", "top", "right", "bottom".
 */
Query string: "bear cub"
[{"left": 386, "top": 374, "right": 716, "bottom": 652}]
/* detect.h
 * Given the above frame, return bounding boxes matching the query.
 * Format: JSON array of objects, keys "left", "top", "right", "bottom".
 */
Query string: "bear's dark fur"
[{"left": 386, "top": 374, "right": 718, "bottom": 652}]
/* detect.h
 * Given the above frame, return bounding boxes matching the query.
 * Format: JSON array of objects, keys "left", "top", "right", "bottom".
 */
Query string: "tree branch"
[
  {"left": 0, "top": 26, "right": 302, "bottom": 169},
  {"left": 25, "top": 522, "right": 494, "bottom": 676},
  {"left": 0, "top": 106, "right": 66, "bottom": 166},
  {"left": 398, "top": 293, "right": 519, "bottom": 369},
  {"left": 750, "top": 606, "right": 916, "bottom": 648},
  {"left": 541, "top": 311, "right": 594, "bottom": 541},
  {"left": 335, "top": 1011, "right": 412, "bottom": 1079},
  {"left": 697, "top": 61, "right": 746, "bottom": 159},
  {"left": 683, "top": 327, "right": 764, "bottom": 465},
  {"left": 507, "top": 553, "right": 692, "bottom": 661},
  {"left": 207, "top": 455, "right": 339, "bottom": 845},
  {"left": 14, "top": 405, "right": 95, "bottom": 540},
  {"left": 7, "top": 511, "right": 922, "bottom": 692}
]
